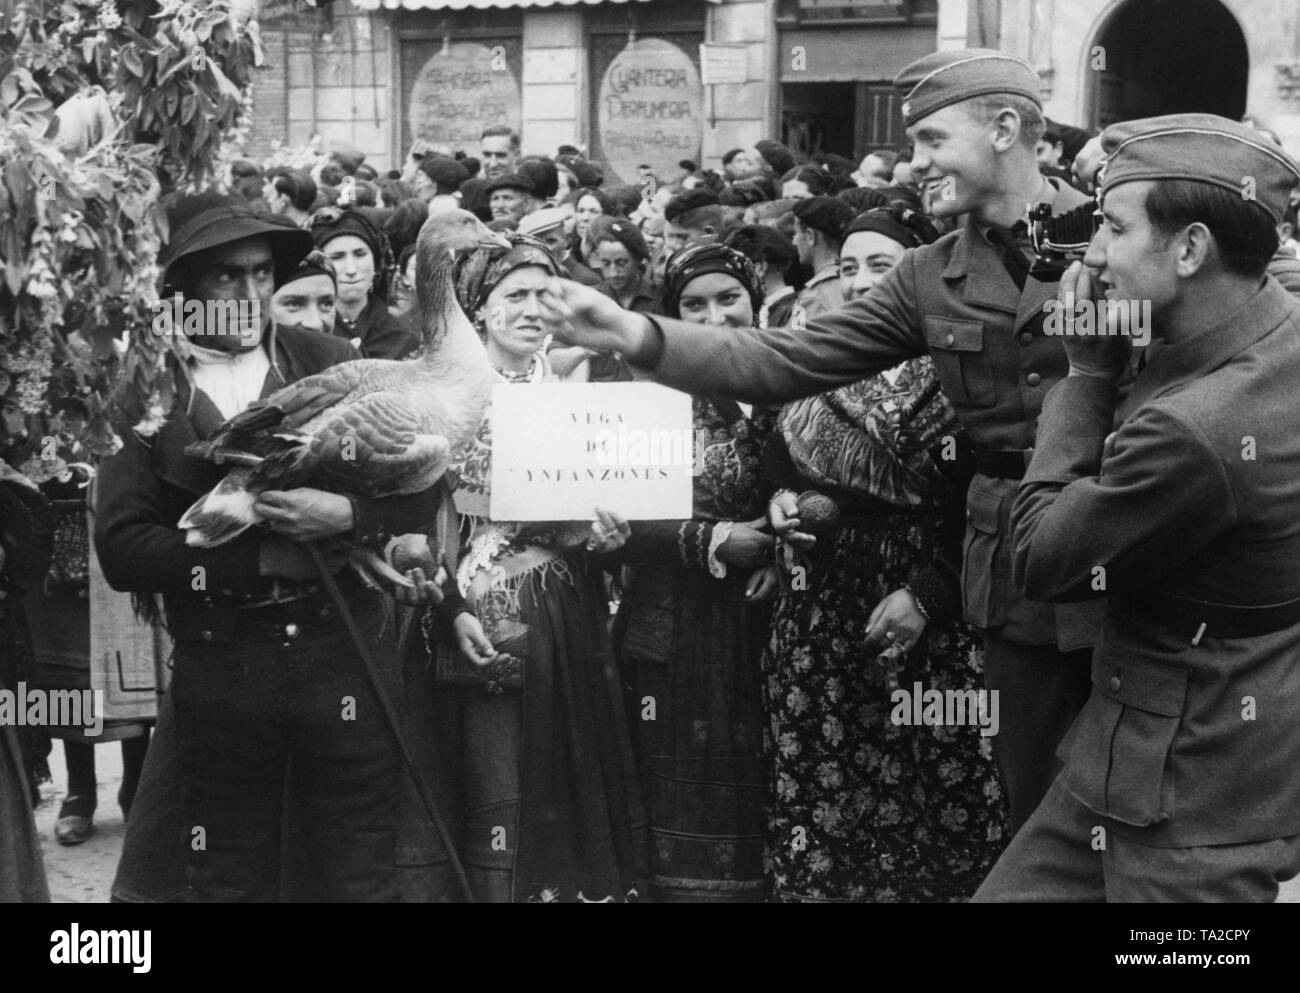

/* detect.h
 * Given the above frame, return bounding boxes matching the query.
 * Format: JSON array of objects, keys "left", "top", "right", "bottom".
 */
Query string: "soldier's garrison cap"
[
  {"left": 894, "top": 48, "right": 1041, "bottom": 128},
  {"left": 1099, "top": 113, "right": 1300, "bottom": 223}
]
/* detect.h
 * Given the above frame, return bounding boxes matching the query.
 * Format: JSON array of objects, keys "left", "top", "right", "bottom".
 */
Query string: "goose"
[{"left": 178, "top": 208, "right": 506, "bottom": 584}]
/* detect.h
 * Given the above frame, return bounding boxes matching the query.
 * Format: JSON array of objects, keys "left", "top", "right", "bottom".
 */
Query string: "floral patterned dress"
[{"left": 762, "top": 360, "right": 1007, "bottom": 902}]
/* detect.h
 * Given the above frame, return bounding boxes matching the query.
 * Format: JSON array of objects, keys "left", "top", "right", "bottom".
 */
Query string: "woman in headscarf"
[
  {"left": 762, "top": 208, "right": 1007, "bottom": 902},
  {"left": 409, "top": 234, "right": 649, "bottom": 903},
  {"left": 608, "top": 243, "right": 780, "bottom": 902},
  {"left": 308, "top": 205, "right": 418, "bottom": 359}
]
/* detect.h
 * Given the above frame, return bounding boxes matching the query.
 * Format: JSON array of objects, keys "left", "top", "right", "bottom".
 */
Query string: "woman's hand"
[
  {"left": 768, "top": 490, "right": 816, "bottom": 552},
  {"left": 864, "top": 588, "right": 928, "bottom": 653},
  {"left": 587, "top": 507, "right": 631, "bottom": 553},
  {"left": 718, "top": 518, "right": 772, "bottom": 569},
  {"left": 745, "top": 564, "right": 781, "bottom": 602},
  {"left": 541, "top": 278, "right": 653, "bottom": 356},
  {"left": 453, "top": 612, "right": 496, "bottom": 667},
  {"left": 393, "top": 565, "right": 446, "bottom": 607}
]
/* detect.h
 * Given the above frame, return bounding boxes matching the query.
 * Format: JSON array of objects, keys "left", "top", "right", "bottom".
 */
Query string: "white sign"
[
  {"left": 489, "top": 382, "right": 694, "bottom": 522},
  {"left": 699, "top": 43, "right": 748, "bottom": 86}
]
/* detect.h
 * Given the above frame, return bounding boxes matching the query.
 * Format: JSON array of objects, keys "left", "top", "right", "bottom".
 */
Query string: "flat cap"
[
  {"left": 517, "top": 205, "right": 568, "bottom": 238},
  {"left": 894, "top": 48, "right": 1041, "bottom": 128},
  {"left": 665, "top": 188, "right": 720, "bottom": 223},
  {"left": 791, "top": 196, "right": 856, "bottom": 242},
  {"left": 484, "top": 173, "right": 536, "bottom": 195},
  {"left": 1099, "top": 113, "right": 1300, "bottom": 223}
]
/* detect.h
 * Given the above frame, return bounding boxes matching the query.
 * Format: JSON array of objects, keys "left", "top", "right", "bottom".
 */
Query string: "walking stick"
[{"left": 306, "top": 543, "right": 476, "bottom": 903}]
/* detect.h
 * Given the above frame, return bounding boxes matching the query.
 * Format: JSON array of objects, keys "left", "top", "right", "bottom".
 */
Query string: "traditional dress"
[
  {"left": 418, "top": 355, "right": 649, "bottom": 902},
  {"left": 612, "top": 397, "right": 776, "bottom": 901},
  {"left": 762, "top": 358, "right": 1007, "bottom": 902}
]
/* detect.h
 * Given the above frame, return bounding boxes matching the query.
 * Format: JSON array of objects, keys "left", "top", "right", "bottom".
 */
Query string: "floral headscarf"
[
  {"left": 453, "top": 233, "right": 562, "bottom": 330},
  {"left": 662, "top": 243, "right": 764, "bottom": 320}
]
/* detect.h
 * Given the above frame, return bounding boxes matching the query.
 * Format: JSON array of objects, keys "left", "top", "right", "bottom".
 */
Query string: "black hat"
[
  {"left": 484, "top": 173, "right": 536, "bottom": 196},
  {"left": 569, "top": 159, "right": 604, "bottom": 188},
  {"left": 665, "top": 188, "right": 721, "bottom": 223},
  {"left": 791, "top": 196, "right": 856, "bottom": 242},
  {"left": 517, "top": 158, "right": 559, "bottom": 200},
  {"left": 755, "top": 139, "right": 796, "bottom": 176},
  {"left": 588, "top": 215, "right": 650, "bottom": 261},
  {"left": 719, "top": 180, "right": 771, "bottom": 207},
  {"left": 418, "top": 154, "right": 471, "bottom": 192},
  {"left": 281, "top": 249, "right": 338, "bottom": 289},
  {"left": 724, "top": 224, "right": 799, "bottom": 265},
  {"left": 159, "top": 192, "right": 313, "bottom": 292}
]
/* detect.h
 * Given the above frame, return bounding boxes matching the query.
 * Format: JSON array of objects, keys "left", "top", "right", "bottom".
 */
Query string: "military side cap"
[
  {"left": 517, "top": 206, "right": 568, "bottom": 238},
  {"left": 894, "top": 48, "right": 1041, "bottom": 128},
  {"left": 665, "top": 188, "right": 720, "bottom": 223},
  {"left": 1099, "top": 113, "right": 1300, "bottom": 223}
]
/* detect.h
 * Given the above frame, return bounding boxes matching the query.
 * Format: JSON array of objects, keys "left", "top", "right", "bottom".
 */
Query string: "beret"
[
  {"left": 485, "top": 173, "right": 536, "bottom": 195},
  {"left": 665, "top": 188, "right": 721, "bottom": 223},
  {"left": 518, "top": 158, "right": 559, "bottom": 200},
  {"left": 724, "top": 224, "right": 798, "bottom": 265},
  {"left": 569, "top": 159, "right": 605, "bottom": 188},
  {"left": 517, "top": 206, "right": 568, "bottom": 237},
  {"left": 791, "top": 196, "right": 856, "bottom": 241},
  {"left": 418, "top": 154, "right": 471, "bottom": 190},
  {"left": 755, "top": 139, "right": 796, "bottom": 176},
  {"left": 1099, "top": 113, "right": 1300, "bottom": 223},
  {"left": 719, "top": 180, "right": 771, "bottom": 207},
  {"left": 843, "top": 207, "right": 937, "bottom": 250},
  {"left": 894, "top": 48, "right": 1041, "bottom": 128},
  {"left": 588, "top": 214, "right": 650, "bottom": 261}
]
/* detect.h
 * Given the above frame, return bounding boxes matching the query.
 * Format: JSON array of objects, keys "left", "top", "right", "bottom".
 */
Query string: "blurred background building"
[{"left": 245, "top": 0, "right": 1300, "bottom": 175}]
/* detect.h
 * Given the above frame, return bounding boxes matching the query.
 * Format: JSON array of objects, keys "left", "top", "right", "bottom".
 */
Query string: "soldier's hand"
[
  {"left": 541, "top": 277, "right": 652, "bottom": 356},
  {"left": 1060, "top": 261, "right": 1130, "bottom": 382}
]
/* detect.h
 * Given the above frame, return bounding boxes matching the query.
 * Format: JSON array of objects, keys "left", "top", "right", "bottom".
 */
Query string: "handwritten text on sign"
[
  {"left": 596, "top": 38, "right": 703, "bottom": 185},
  {"left": 489, "top": 383, "right": 693, "bottom": 521}
]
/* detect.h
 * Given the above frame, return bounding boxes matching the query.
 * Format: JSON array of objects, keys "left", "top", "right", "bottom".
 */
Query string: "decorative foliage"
[{"left": 0, "top": 0, "right": 264, "bottom": 482}]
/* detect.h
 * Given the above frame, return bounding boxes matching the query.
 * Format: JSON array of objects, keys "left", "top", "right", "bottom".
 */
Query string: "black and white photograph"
[{"left": 1, "top": 0, "right": 1298, "bottom": 953}]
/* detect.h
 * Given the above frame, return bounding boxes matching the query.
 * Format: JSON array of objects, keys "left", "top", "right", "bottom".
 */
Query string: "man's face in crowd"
[
  {"left": 490, "top": 188, "right": 530, "bottom": 223},
  {"left": 189, "top": 235, "right": 274, "bottom": 351},
  {"left": 271, "top": 274, "right": 337, "bottom": 335},
  {"left": 481, "top": 135, "right": 517, "bottom": 182},
  {"left": 1084, "top": 180, "right": 1179, "bottom": 322},
  {"left": 839, "top": 230, "right": 906, "bottom": 302},
  {"left": 907, "top": 102, "right": 1004, "bottom": 220},
  {"left": 411, "top": 169, "right": 438, "bottom": 201},
  {"left": 1036, "top": 138, "right": 1064, "bottom": 169},
  {"left": 729, "top": 148, "right": 767, "bottom": 181},
  {"left": 792, "top": 218, "right": 816, "bottom": 266},
  {"left": 536, "top": 227, "right": 571, "bottom": 261},
  {"left": 664, "top": 219, "right": 715, "bottom": 255}
]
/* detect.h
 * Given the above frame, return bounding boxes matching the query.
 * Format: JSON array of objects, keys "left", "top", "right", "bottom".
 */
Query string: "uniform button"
[
  {"left": 284, "top": 622, "right": 300, "bottom": 640},
  {"left": 1026, "top": 372, "right": 1042, "bottom": 387},
  {"left": 1020, "top": 332, "right": 1034, "bottom": 346},
  {"left": 1108, "top": 675, "right": 1121, "bottom": 693},
  {"left": 319, "top": 607, "right": 331, "bottom": 619},
  {"left": 201, "top": 630, "right": 213, "bottom": 641},
  {"left": 944, "top": 333, "right": 955, "bottom": 347}
]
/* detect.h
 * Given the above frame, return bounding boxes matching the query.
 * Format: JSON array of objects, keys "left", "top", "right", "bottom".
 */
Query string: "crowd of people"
[{"left": 5, "top": 44, "right": 1300, "bottom": 904}]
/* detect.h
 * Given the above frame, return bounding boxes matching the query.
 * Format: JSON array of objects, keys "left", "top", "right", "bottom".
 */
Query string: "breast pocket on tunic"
[
  {"left": 923, "top": 317, "right": 996, "bottom": 408},
  {"left": 1064, "top": 648, "right": 1188, "bottom": 827}
]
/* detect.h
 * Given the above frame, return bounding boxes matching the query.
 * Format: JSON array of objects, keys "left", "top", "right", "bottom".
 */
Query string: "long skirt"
[{"left": 762, "top": 507, "right": 1007, "bottom": 902}]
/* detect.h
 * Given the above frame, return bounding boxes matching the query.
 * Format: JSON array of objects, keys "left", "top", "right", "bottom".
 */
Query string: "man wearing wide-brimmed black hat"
[{"left": 95, "top": 192, "right": 440, "bottom": 902}]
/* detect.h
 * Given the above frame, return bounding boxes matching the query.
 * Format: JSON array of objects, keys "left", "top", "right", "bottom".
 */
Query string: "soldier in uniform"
[
  {"left": 974, "top": 115, "right": 1300, "bottom": 901},
  {"left": 545, "top": 49, "right": 1098, "bottom": 834}
]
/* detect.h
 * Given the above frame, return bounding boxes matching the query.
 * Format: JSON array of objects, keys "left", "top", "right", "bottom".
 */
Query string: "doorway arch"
[{"left": 1084, "top": 0, "right": 1248, "bottom": 130}]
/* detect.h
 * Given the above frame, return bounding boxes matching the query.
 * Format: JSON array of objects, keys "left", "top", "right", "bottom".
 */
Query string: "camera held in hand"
[{"left": 1029, "top": 200, "right": 1102, "bottom": 283}]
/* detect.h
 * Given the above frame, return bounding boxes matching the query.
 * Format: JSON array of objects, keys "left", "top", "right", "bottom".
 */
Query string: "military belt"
[
  {"left": 1138, "top": 590, "right": 1300, "bottom": 642},
  {"left": 974, "top": 447, "right": 1034, "bottom": 480}
]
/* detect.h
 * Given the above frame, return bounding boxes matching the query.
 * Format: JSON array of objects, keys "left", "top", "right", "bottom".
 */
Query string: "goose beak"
[{"left": 478, "top": 228, "right": 512, "bottom": 250}]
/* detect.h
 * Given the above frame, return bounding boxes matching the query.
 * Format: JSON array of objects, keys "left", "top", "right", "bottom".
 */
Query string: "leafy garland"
[{"left": 0, "top": 0, "right": 264, "bottom": 485}]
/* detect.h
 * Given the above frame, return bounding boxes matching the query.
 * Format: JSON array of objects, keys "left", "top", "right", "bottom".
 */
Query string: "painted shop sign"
[
  {"left": 408, "top": 41, "right": 521, "bottom": 154},
  {"left": 597, "top": 38, "right": 703, "bottom": 184}
]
